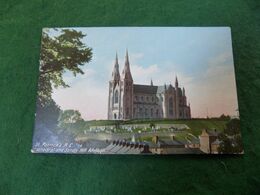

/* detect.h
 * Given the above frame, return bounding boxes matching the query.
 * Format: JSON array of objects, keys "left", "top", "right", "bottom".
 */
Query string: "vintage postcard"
[{"left": 32, "top": 27, "right": 243, "bottom": 154}]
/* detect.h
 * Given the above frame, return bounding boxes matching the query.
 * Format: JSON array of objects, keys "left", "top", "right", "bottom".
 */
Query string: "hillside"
[{"left": 85, "top": 118, "right": 228, "bottom": 136}]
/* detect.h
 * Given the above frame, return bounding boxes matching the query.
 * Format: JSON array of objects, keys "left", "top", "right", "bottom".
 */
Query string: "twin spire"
[
  {"left": 112, "top": 51, "right": 184, "bottom": 95},
  {"left": 111, "top": 52, "right": 120, "bottom": 82},
  {"left": 112, "top": 49, "right": 133, "bottom": 82},
  {"left": 175, "top": 76, "right": 185, "bottom": 95},
  {"left": 115, "top": 52, "right": 119, "bottom": 66},
  {"left": 175, "top": 75, "right": 185, "bottom": 95},
  {"left": 125, "top": 49, "right": 129, "bottom": 66}
]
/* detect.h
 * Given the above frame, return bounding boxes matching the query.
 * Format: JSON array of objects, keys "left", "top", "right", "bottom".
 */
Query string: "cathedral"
[{"left": 107, "top": 51, "right": 191, "bottom": 120}]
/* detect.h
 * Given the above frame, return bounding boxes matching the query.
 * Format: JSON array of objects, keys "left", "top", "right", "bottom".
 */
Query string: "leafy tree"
[
  {"left": 58, "top": 110, "right": 83, "bottom": 128},
  {"left": 219, "top": 114, "right": 231, "bottom": 120},
  {"left": 33, "top": 99, "right": 62, "bottom": 144},
  {"left": 233, "top": 134, "right": 243, "bottom": 153},
  {"left": 218, "top": 133, "right": 243, "bottom": 154},
  {"left": 224, "top": 118, "right": 240, "bottom": 135},
  {"left": 36, "top": 99, "right": 61, "bottom": 128},
  {"left": 38, "top": 29, "right": 92, "bottom": 106},
  {"left": 217, "top": 133, "right": 233, "bottom": 154},
  {"left": 57, "top": 109, "right": 87, "bottom": 136},
  {"left": 218, "top": 118, "right": 243, "bottom": 154}
]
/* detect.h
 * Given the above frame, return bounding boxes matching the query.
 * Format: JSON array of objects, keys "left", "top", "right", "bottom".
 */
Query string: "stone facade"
[
  {"left": 199, "top": 129, "right": 220, "bottom": 154},
  {"left": 108, "top": 51, "right": 191, "bottom": 120}
]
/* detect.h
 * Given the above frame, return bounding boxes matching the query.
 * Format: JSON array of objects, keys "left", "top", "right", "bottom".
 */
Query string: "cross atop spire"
[{"left": 175, "top": 75, "right": 179, "bottom": 87}]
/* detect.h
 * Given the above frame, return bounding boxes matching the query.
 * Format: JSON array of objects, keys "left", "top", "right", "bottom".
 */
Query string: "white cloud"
[
  {"left": 131, "top": 62, "right": 193, "bottom": 87},
  {"left": 52, "top": 78, "right": 108, "bottom": 120},
  {"left": 62, "top": 68, "right": 97, "bottom": 86},
  {"left": 185, "top": 52, "right": 238, "bottom": 118},
  {"left": 130, "top": 52, "right": 144, "bottom": 61},
  {"left": 77, "top": 68, "right": 96, "bottom": 80},
  {"left": 208, "top": 52, "right": 232, "bottom": 67},
  {"left": 131, "top": 64, "right": 159, "bottom": 84},
  {"left": 52, "top": 51, "right": 238, "bottom": 120},
  {"left": 52, "top": 66, "right": 107, "bottom": 120}
]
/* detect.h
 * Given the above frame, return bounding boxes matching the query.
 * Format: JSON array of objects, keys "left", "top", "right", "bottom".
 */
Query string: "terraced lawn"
[{"left": 84, "top": 119, "right": 228, "bottom": 136}]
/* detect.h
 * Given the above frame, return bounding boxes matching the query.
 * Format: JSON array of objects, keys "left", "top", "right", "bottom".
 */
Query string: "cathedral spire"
[
  {"left": 125, "top": 49, "right": 129, "bottom": 65},
  {"left": 175, "top": 76, "right": 179, "bottom": 88},
  {"left": 111, "top": 52, "right": 120, "bottom": 81},
  {"left": 115, "top": 52, "right": 118, "bottom": 65},
  {"left": 183, "top": 87, "right": 185, "bottom": 96},
  {"left": 151, "top": 79, "right": 153, "bottom": 86},
  {"left": 122, "top": 49, "right": 133, "bottom": 81}
]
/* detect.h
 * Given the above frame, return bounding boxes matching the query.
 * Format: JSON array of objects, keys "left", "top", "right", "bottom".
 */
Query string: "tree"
[
  {"left": 57, "top": 109, "right": 87, "bottom": 136},
  {"left": 35, "top": 99, "right": 61, "bottom": 128},
  {"left": 33, "top": 99, "right": 62, "bottom": 144},
  {"left": 218, "top": 133, "right": 243, "bottom": 154},
  {"left": 58, "top": 110, "right": 83, "bottom": 128},
  {"left": 218, "top": 119, "right": 243, "bottom": 154},
  {"left": 219, "top": 114, "right": 231, "bottom": 120},
  {"left": 217, "top": 133, "right": 234, "bottom": 154},
  {"left": 38, "top": 29, "right": 93, "bottom": 106},
  {"left": 224, "top": 118, "right": 240, "bottom": 135}
]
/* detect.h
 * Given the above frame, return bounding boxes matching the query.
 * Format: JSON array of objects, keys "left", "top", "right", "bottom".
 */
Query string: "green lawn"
[{"left": 84, "top": 118, "right": 228, "bottom": 136}]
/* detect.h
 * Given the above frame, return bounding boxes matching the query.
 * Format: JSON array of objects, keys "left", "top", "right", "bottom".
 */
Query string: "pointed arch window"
[{"left": 114, "top": 90, "right": 119, "bottom": 104}]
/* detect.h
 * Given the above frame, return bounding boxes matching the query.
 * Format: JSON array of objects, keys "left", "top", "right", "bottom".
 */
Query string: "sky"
[{"left": 49, "top": 27, "right": 239, "bottom": 120}]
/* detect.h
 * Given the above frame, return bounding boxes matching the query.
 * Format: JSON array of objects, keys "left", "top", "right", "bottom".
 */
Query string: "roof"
[
  {"left": 212, "top": 139, "right": 222, "bottom": 145},
  {"left": 157, "top": 85, "right": 166, "bottom": 93},
  {"left": 200, "top": 129, "right": 220, "bottom": 137},
  {"left": 156, "top": 139, "right": 186, "bottom": 147},
  {"left": 186, "top": 138, "right": 200, "bottom": 144},
  {"left": 133, "top": 84, "right": 181, "bottom": 95},
  {"left": 207, "top": 130, "right": 220, "bottom": 136},
  {"left": 133, "top": 84, "right": 158, "bottom": 94}
]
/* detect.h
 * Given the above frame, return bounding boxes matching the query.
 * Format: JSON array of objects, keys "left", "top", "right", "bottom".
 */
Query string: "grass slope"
[{"left": 85, "top": 119, "right": 228, "bottom": 136}]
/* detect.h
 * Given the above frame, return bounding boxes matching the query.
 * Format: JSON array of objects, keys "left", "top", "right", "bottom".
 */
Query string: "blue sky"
[{"left": 50, "top": 27, "right": 239, "bottom": 120}]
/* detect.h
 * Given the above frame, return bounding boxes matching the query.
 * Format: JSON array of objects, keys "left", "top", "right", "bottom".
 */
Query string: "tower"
[
  {"left": 108, "top": 51, "right": 191, "bottom": 120},
  {"left": 121, "top": 49, "right": 134, "bottom": 119},
  {"left": 175, "top": 76, "right": 180, "bottom": 119},
  {"left": 182, "top": 87, "right": 187, "bottom": 106},
  {"left": 188, "top": 102, "right": 191, "bottom": 118},
  {"left": 108, "top": 53, "right": 121, "bottom": 120}
]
